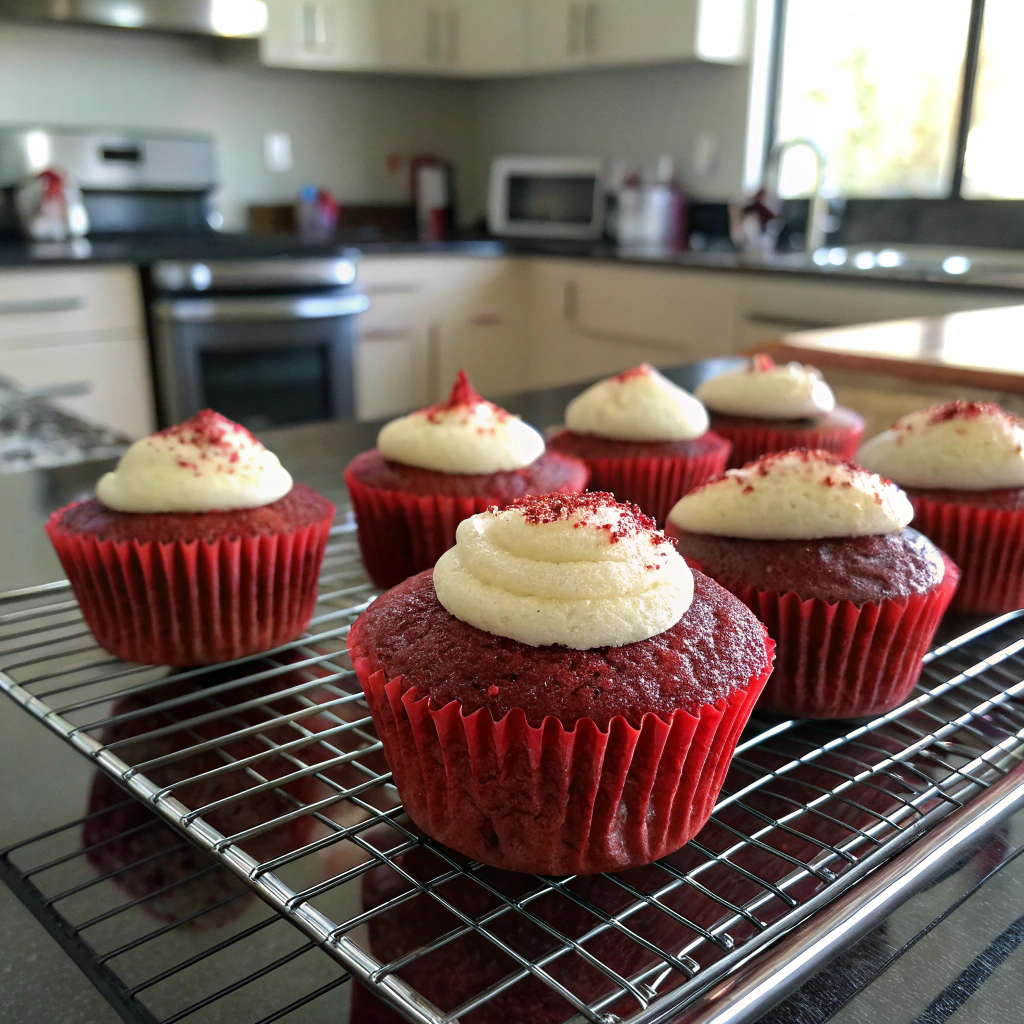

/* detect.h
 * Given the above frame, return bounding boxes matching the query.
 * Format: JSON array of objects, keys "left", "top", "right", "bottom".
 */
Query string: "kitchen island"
[{"left": 1, "top": 366, "right": 1023, "bottom": 1024}]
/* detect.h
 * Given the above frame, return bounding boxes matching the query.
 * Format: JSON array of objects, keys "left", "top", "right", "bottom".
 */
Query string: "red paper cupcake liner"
[
  {"left": 713, "top": 420, "right": 864, "bottom": 470},
  {"left": 578, "top": 447, "right": 730, "bottom": 525},
  {"left": 46, "top": 513, "right": 333, "bottom": 666},
  {"left": 348, "top": 615, "right": 773, "bottom": 875},
  {"left": 909, "top": 496, "right": 1024, "bottom": 615},
  {"left": 344, "top": 471, "right": 500, "bottom": 590},
  {"left": 727, "top": 557, "right": 958, "bottom": 719}
]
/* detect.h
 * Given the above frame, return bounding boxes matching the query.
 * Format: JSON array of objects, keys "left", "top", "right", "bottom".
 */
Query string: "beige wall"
[
  {"left": 0, "top": 22, "right": 477, "bottom": 229},
  {"left": 0, "top": 21, "right": 756, "bottom": 229},
  {"left": 465, "top": 60, "right": 754, "bottom": 217}
]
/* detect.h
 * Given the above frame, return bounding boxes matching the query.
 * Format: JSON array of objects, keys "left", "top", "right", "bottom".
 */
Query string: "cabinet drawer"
[{"left": 0, "top": 266, "right": 143, "bottom": 340}]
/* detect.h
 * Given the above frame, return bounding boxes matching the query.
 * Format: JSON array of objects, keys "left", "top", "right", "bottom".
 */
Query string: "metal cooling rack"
[{"left": 3, "top": 518, "right": 1024, "bottom": 1024}]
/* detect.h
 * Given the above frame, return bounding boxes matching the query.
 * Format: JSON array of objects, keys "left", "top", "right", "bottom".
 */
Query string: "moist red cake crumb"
[
  {"left": 905, "top": 486, "right": 1024, "bottom": 510},
  {"left": 345, "top": 448, "right": 588, "bottom": 499},
  {"left": 709, "top": 406, "right": 865, "bottom": 430},
  {"left": 54, "top": 482, "right": 334, "bottom": 544},
  {"left": 668, "top": 527, "right": 946, "bottom": 605},
  {"left": 506, "top": 490, "right": 667, "bottom": 545},
  {"left": 611, "top": 363, "right": 654, "bottom": 382},
  {"left": 921, "top": 400, "right": 1020, "bottom": 426},
  {"left": 547, "top": 428, "right": 729, "bottom": 460},
  {"left": 749, "top": 353, "right": 776, "bottom": 371},
  {"left": 422, "top": 369, "right": 508, "bottom": 424},
  {"left": 354, "top": 568, "right": 767, "bottom": 728}
]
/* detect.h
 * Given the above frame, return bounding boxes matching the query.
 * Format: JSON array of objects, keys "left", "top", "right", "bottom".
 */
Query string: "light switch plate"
[{"left": 263, "top": 132, "right": 293, "bottom": 173}]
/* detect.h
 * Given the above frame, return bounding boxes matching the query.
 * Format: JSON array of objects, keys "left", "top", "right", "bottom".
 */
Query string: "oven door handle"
[{"left": 153, "top": 294, "right": 370, "bottom": 323}]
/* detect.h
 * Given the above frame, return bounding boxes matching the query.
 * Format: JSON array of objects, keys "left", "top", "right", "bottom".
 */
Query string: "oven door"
[{"left": 152, "top": 292, "right": 369, "bottom": 429}]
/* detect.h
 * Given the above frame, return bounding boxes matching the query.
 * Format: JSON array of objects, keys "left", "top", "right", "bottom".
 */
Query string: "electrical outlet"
[{"left": 263, "top": 132, "right": 293, "bottom": 173}]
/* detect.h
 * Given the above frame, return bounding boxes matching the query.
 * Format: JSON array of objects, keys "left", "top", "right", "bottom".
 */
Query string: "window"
[
  {"left": 774, "top": 0, "right": 972, "bottom": 198},
  {"left": 771, "top": 0, "right": 1019, "bottom": 204},
  {"left": 962, "top": 0, "right": 1024, "bottom": 198}
]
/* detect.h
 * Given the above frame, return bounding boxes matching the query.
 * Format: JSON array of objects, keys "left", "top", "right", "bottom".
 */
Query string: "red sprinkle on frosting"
[
  {"left": 152, "top": 409, "right": 255, "bottom": 450},
  {"left": 504, "top": 490, "right": 668, "bottom": 544},
  {"left": 915, "top": 400, "right": 1020, "bottom": 428},
  {"left": 422, "top": 369, "right": 510, "bottom": 423},
  {"left": 612, "top": 363, "right": 653, "bottom": 383},
  {"left": 749, "top": 353, "right": 776, "bottom": 372}
]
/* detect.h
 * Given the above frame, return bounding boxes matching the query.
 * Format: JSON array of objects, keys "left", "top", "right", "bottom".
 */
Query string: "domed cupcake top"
[
  {"left": 377, "top": 370, "right": 545, "bottom": 473},
  {"left": 96, "top": 410, "right": 293, "bottom": 513},
  {"left": 668, "top": 449, "right": 913, "bottom": 539},
  {"left": 858, "top": 401, "right": 1024, "bottom": 490},
  {"left": 433, "top": 491, "right": 694, "bottom": 649},
  {"left": 695, "top": 354, "right": 836, "bottom": 420},
  {"left": 565, "top": 364, "right": 709, "bottom": 442}
]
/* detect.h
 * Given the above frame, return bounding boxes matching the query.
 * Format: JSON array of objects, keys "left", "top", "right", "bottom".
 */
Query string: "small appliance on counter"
[
  {"left": 0, "top": 125, "right": 220, "bottom": 237},
  {"left": 410, "top": 154, "right": 455, "bottom": 242},
  {"left": 612, "top": 155, "right": 687, "bottom": 250},
  {"left": 487, "top": 155, "right": 605, "bottom": 240}
]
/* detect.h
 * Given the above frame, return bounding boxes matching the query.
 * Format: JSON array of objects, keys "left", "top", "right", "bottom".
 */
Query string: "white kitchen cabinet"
[
  {"left": 524, "top": 258, "right": 741, "bottom": 388},
  {"left": 734, "top": 278, "right": 1022, "bottom": 351},
  {"left": 379, "top": 0, "right": 524, "bottom": 75},
  {"left": 524, "top": 0, "right": 749, "bottom": 73},
  {"left": 355, "top": 255, "right": 527, "bottom": 419},
  {"left": 261, "top": 0, "right": 382, "bottom": 70},
  {"left": 0, "top": 266, "right": 155, "bottom": 438}
]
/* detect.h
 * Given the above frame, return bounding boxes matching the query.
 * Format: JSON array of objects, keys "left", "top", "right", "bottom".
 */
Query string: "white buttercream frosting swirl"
[
  {"left": 96, "top": 410, "right": 293, "bottom": 513},
  {"left": 858, "top": 401, "right": 1024, "bottom": 490},
  {"left": 695, "top": 355, "right": 836, "bottom": 419},
  {"left": 377, "top": 370, "right": 545, "bottom": 473},
  {"left": 433, "top": 492, "right": 694, "bottom": 649},
  {"left": 668, "top": 449, "right": 913, "bottom": 539},
  {"left": 565, "top": 364, "right": 709, "bottom": 442}
]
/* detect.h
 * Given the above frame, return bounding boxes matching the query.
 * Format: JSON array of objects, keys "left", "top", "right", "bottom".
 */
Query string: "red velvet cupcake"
[
  {"left": 46, "top": 410, "right": 334, "bottom": 666},
  {"left": 547, "top": 364, "right": 729, "bottom": 524},
  {"left": 666, "top": 450, "right": 958, "bottom": 719},
  {"left": 859, "top": 401, "right": 1024, "bottom": 615},
  {"left": 348, "top": 492, "right": 773, "bottom": 875},
  {"left": 345, "top": 371, "right": 587, "bottom": 589},
  {"left": 696, "top": 355, "right": 864, "bottom": 469}
]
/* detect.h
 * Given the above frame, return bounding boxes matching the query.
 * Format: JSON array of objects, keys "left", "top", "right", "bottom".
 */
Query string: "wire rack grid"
[{"left": 3, "top": 516, "right": 1024, "bottom": 1024}]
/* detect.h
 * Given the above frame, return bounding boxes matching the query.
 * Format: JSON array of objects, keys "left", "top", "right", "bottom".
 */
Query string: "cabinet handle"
[
  {"left": 445, "top": 6, "right": 460, "bottom": 66},
  {"left": 301, "top": 1, "right": 331, "bottom": 50},
  {"left": 0, "top": 296, "right": 86, "bottom": 316},
  {"left": 567, "top": 2, "right": 583, "bottom": 58},
  {"left": 744, "top": 313, "right": 839, "bottom": 331},
  {"left": 583, "top": 1, "right": 598, "bottom": 55},
  {"left": 426, "top": 8, "right": 443, "bottom": 63},
  {"left": 469, "top": 311, "right": 505, "bottom": 326},
  {"left": 27, "top": 380, "right": 93, "bottom": 400},
  {"left": 359, "top": 326, "right": 415, "bottom": 340}
]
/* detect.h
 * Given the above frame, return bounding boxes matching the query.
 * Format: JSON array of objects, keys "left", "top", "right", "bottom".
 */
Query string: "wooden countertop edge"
[{"left": 754, "top": 340, "right": 1024, "bottom": 394}]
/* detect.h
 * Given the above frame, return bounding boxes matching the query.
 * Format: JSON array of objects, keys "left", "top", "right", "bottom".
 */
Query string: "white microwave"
[{"left": 487, "top": 155, "right": 605, "bottom": 240}]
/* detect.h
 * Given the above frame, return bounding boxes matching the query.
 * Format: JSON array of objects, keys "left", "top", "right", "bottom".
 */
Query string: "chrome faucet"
[{"left": 763, "top": 138, "right": 829, "bottom": 253}]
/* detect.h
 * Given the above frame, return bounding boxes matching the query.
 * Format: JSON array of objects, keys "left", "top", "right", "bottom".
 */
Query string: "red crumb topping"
[
  {"left": 422, "top": 369, "right": 510, "bottom": 424},
  {"left": 749, "top": 353, "right": 776, "bottom": 372},
  {"left": 688, "top": 448, "right": 897, "bottom": 496},
  {"left": 917, "top": 400, "right": 1019, "bottom": 428},
  {"left": 612, "top": 363, "right": 653, "bottom": 383},
  {"left": 506, "top": 491, "right": 668, "bottom": 545},
  {"left": 153, "top": 409, "right": 254, "bottom": 450}
]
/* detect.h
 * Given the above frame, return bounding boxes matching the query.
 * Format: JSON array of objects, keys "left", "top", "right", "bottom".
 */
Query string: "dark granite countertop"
[
  {"left": 4, "top": 232, "right": 1024, "bottom": 293},
  {"left": 1, "top": 370, "right": 1023, "bottom": 1023}
]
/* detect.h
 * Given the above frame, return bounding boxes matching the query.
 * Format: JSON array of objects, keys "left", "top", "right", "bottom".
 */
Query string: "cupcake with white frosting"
[
  {"left": 45, "top": 410, "right": 335, "bottom": 665},
  {"left": 859, "top": 401, "right": 1024, "bottom": 614},
  {"left": 344, "top": 370, "right": 587, "bottom": 589},
  {"left": 547, "top": 363, "right": 730, "bottom": 523},
  {"left": 695, "top": 355, "right": 865, "bottom": 469},
  {"left": 666, "top": 449, "right": 958, "bottom": 719},
  {"left": 347, "top": 491, "right": 774, "bottom": 874}
]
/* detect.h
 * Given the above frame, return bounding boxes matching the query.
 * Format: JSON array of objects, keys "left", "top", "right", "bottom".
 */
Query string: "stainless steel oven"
[{"left": 150, "top": 257, "right": 368, "bottom": 430}]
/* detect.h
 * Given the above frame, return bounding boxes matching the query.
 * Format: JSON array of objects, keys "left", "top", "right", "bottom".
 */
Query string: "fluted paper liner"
[
  {"left": 348, "top": 615, "right": 773, "bottom": 875},
  {"left": 345, "top": 467, "right": 588, "bottom": 590},
  {"left": 712, "top": 419, "right": 863, "bottom": 470},
  {"left": 571, "top": 447, "right": 730, "bottom": 526},
  {"left": 46, "top": 509, "right": 333, "bottom": 666},
  {"left": 910, "top": 496, "right": 1024, "bottom": 615},
  {"left": 728, "top": 556, "right": 959, "bottom": 719}
]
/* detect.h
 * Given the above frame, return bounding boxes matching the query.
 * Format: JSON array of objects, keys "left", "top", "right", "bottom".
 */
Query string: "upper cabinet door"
[
  {"left": 525, "top": 0, "right": 749, "bottom": 73},
  {"left": 379, "top": 0, "right": 444, "bottom": 73},
  {"left": 451, "top": 0, "right": 526, "bottom": 76},
  {"left": 261, "top": 0, "right": 382, "bottom": 70}
]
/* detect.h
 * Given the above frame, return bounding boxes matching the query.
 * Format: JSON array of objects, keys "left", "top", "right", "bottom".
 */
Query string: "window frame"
[{"left": 765, "top": 0, "right": 989, "bottom": 202}]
